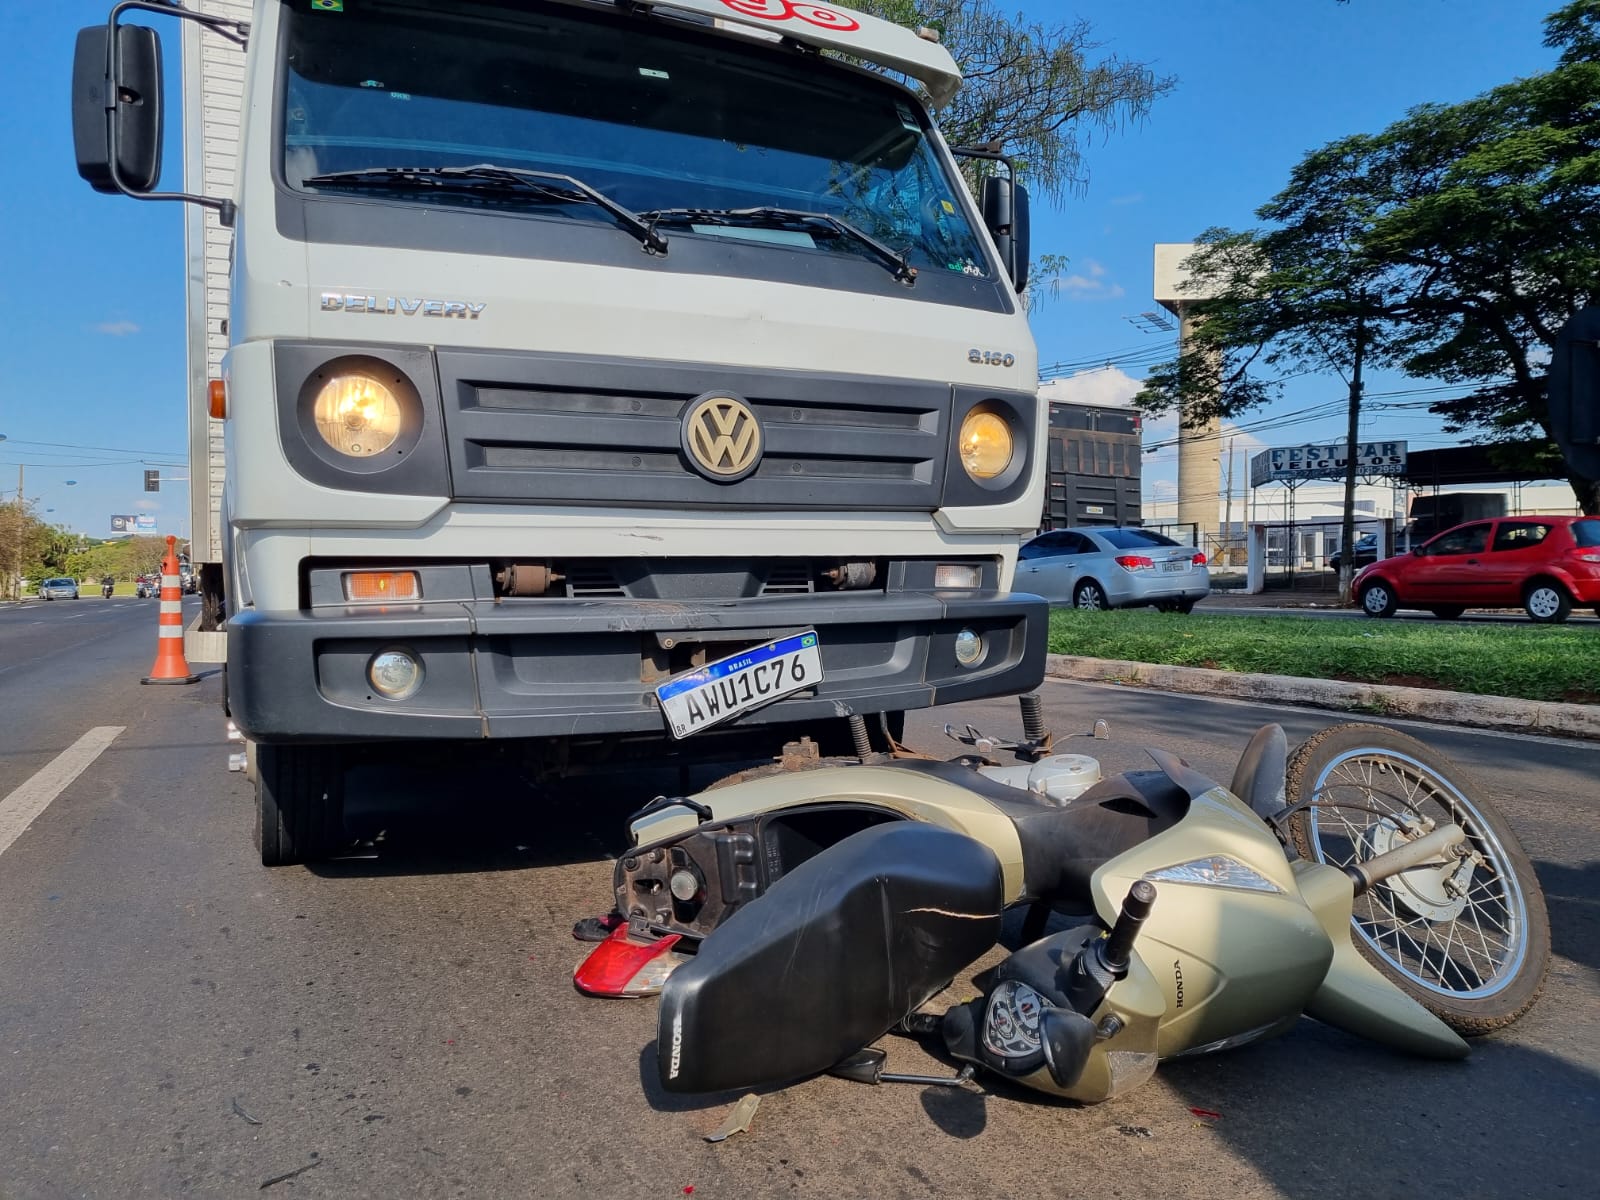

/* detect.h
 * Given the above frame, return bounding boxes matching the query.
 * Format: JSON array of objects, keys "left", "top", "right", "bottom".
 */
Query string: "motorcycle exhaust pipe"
[{"left": 1344, "top": 823, "right": 1467, "bottom": 895}]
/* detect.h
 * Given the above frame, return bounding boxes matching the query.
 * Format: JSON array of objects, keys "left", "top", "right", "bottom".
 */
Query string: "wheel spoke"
[{"left": 1300, "top": 742, "right": 1530, "bottom": 1001}]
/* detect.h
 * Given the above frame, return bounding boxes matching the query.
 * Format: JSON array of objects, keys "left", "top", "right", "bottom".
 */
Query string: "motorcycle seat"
[{"left": 878, "top": 759, "right": 1190, "bottom": 907}]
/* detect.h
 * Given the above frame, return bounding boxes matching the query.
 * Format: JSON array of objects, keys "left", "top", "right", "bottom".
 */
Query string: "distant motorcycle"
[{"left": 101, "top": 577, "right": 115, "bottom": 599}]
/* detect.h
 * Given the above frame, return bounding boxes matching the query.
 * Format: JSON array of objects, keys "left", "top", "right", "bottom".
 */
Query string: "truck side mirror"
[
  {"left": 981, "top": 175, "right": 1030, "bottom": 293},
  {"left": 73, "top": 23, "right": 164, "bottom": 195}
]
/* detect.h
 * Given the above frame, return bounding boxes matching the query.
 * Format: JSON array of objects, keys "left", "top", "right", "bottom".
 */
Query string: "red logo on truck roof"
[{"left": 719, "top": 0, "right": 861, "bottom": 33}]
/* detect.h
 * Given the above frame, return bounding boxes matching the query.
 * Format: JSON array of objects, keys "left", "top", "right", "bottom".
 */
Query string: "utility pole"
[
  {"left": 8, "top": 465, "right": 22, "bottom": 601},
  {"left": 1223, "top": 437, "right": 1237, "bottom": 567},
  {"left": 1338, "top": 317, "right": 1366, "bottom": 602}
]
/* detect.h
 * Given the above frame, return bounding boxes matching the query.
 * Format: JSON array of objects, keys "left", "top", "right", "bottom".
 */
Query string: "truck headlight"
[
  {"left": 958, "top": 410, "right": 1014, "bottom": 480},
  {"left": 313, "top": 372, "right": 403, "bottom": 457}
]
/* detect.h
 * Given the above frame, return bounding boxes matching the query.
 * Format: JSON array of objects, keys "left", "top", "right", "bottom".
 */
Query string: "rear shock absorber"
[
  {"left": 849, "top": 713, "right": 873, "bottom": 760},
  {"left": 1019, "top": 693, "right": 1047, "bottom": 743}
]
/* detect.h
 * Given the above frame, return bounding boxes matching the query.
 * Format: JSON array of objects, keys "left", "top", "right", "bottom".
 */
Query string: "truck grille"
[
  {"left": 436, "top": 350, "right": 947, "bottom": 509},
  {"left": 513, "top": 559, "right": 855, "bottom": 600}
]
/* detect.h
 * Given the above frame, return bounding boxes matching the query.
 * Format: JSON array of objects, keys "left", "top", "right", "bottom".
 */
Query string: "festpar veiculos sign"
[{"left": 1250, "top": 440, "right": 1408, "bottom": 486}]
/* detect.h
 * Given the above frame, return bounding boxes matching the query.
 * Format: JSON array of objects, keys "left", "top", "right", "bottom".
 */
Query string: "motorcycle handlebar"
[{"left": 1101, "top": 879, "right": 1157, "bottom": 971}]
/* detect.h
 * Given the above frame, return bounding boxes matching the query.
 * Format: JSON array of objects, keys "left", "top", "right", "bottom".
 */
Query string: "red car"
[{"left": 1353, "top": 514, "right": 1600, "bottom": 623}]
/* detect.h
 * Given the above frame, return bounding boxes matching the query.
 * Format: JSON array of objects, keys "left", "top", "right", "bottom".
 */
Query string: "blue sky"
[{"left": 0, "top": 0, "right": 1561, "bottom": 535}]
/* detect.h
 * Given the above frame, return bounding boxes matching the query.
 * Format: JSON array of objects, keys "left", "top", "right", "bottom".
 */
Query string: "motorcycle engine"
[{"left": 977, "top": 754, "right": 1102, "bottom": 806}]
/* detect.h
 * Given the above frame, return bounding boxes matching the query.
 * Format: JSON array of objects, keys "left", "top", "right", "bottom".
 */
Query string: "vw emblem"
[{"left": 682, "top": 393, "right": 763, "bottom": 482}]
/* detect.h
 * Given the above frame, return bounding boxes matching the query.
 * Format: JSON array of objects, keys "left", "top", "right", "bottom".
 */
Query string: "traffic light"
[{"left": 144, "top": 469, "right": 159, "bottom": 492}]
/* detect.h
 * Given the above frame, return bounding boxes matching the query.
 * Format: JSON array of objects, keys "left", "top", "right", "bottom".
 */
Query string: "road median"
[{"left": 1047, "top": 654, "right": 1600, "bottom": 741}]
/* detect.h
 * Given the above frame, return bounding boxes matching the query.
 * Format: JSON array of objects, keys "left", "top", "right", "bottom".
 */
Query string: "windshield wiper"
[
  {"left": 301, "top": 164, "right": 668, "bottom": 254},
  {"left": 639, "top": 206, "right": 915, "bottom": 284}
]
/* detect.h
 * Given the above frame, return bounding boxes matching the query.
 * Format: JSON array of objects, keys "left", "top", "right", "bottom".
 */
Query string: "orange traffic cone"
[{"left": 141, "top": 535, "right": 200, "bottom": 685}]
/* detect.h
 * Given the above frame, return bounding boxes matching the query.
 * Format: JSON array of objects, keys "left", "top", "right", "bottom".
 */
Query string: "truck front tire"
[{"left": 255, "top": 743, "right": 347, "bottom": 866}]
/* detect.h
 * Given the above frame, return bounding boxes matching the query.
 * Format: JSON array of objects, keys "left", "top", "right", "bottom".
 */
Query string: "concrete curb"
[{"left": 1047, "top": 654, "right": 1600, "bottom": 741}]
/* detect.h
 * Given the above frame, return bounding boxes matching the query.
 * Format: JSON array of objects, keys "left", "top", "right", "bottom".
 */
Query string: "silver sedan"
[
  {"left": 37, "top": 577, "right": 81, "bottom": 601},
  {"left": 1015, "top": 526, "right": 1210, "bottom": 613}
]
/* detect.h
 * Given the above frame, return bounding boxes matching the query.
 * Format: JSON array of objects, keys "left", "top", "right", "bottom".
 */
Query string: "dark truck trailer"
[
  {"left": 1408, "top": 492, "right": 1507, "bottom": 543},
  {"left": 1040, "top": 400, "right": 1142, "bottom": 529}
]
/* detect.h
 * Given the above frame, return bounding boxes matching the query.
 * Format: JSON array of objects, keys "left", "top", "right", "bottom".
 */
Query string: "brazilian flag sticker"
[{"left": 311, "top": 0, "right": 344, "bottom": 11}]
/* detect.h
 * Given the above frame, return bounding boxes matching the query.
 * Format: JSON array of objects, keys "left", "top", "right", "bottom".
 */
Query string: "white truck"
[{"left": 72, "top": 0, "right": 1047, "bottom": 865}]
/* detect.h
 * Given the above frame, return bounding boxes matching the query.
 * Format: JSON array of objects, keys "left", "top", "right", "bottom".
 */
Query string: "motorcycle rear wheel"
[{"left": 1285, "top": 723, "right": 1549, "bottom": 1034}]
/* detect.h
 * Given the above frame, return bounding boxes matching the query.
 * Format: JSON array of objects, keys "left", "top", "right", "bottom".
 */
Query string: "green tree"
[
  {"left": 854, "top": 1, "right": 1174, "bottom": 204},
  {"left": 1134, "top": 219, "right": 1414, "bottom": 592},
  {"left": 1138, "top": 0, "right": 1600, "bottom": 516}
]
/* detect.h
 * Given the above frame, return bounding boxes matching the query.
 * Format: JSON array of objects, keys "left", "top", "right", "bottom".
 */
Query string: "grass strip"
[{"left": 1046, "top": 609, "right": 1600, "bottom": 704}]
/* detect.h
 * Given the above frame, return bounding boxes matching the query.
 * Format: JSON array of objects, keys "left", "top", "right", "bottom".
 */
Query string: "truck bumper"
[{"left": 227, "top": 591, "right": 1047, "bottom": 742}]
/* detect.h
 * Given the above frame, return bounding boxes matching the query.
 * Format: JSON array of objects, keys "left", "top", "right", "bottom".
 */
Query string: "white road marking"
[{"left": 0, "top": 726, "right": 124, "bottom": 859}]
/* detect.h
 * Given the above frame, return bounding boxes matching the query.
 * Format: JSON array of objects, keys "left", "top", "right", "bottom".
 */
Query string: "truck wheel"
[
  {"left": 255, "top": 743, "right": 347, "bottom": 866},
  {"left": 199, "top": 563, "right": 226, "bottom": 631}
]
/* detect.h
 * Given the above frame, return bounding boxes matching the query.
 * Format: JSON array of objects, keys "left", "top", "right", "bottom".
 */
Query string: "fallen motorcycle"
[{"left": 575, "top": 703, "right": 1549, "bottom": 1103}]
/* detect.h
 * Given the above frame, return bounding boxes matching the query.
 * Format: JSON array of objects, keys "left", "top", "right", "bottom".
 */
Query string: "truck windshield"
[{"left": 280, "top": 0, "right": 992, "bottom": 280}]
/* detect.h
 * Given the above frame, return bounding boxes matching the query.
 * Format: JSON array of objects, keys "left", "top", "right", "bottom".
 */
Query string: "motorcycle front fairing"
[{"left": 1084, "top": 750, "right": 1466, "bottom": 1066}]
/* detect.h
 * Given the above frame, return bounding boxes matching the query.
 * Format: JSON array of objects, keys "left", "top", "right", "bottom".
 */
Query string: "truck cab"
[{"left": 73, "top": 0, "right": 1048, "bottom": 864}]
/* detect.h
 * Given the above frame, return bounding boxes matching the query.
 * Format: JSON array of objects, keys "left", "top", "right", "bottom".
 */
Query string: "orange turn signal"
[
  {"left": 208, "top": 379, "right": 227, "bottom": 419},
  {"left": 343, "top": 571, "right": 420, "bottom": 602}
]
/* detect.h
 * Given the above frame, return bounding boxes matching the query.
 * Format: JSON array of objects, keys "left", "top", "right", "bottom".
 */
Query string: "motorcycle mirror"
[
  {"left": 828, "top": 1047, "right": 887, "bottom": 1085},
  {"left": 1039, "top": 1008, "right": 1097, "bottom": 1090}
]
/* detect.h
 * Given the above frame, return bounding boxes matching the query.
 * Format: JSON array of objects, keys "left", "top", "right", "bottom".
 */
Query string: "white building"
[{"left": 1144, "top": 480, "right": 1582, "bottom": 570}]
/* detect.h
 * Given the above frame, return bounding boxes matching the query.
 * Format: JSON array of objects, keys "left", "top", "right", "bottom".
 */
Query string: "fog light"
[
  {"left": 954, "top": 628, "right": 984, "bottom": 666},
  {"left": 368, "top": 649, "right": 422, "bottom": 700},
  {"left": 935, "top": 564, "right": 982, "bottom": 589}
]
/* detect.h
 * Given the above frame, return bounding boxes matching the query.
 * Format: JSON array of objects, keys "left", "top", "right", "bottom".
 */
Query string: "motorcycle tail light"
[
  {"left": 1145, "top": 856, "right": 1282, "bottom": 894},
  {"left": 1115, "top": 555, "right": 1154, "bottom": 571},
  {"left": 573, "top": 925, "right": 685, "bottom": 998},
  {"left": 1192, "top": 553, "right": 1207, "bottom": 566}
]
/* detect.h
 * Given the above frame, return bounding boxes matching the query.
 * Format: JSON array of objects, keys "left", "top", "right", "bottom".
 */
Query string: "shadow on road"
[
  {"left": 306, "top": 754, "right": 655, "bottom": 878},
  {"left": 1537, "top": 859, "right": 1600, "bottom": 974},
  {"left": 1161, "top": 1024, "right": 1600, "bottom": 1199}
]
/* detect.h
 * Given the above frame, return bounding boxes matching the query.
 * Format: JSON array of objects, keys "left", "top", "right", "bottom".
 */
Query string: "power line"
[{"left": 0, "top": 438, "right": 186, "bottom": 457}]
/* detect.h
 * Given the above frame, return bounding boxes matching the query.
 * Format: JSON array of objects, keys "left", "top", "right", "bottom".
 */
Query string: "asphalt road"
[{"left": 1, "top": 599, "right": 1596, "bottom": 1199}]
